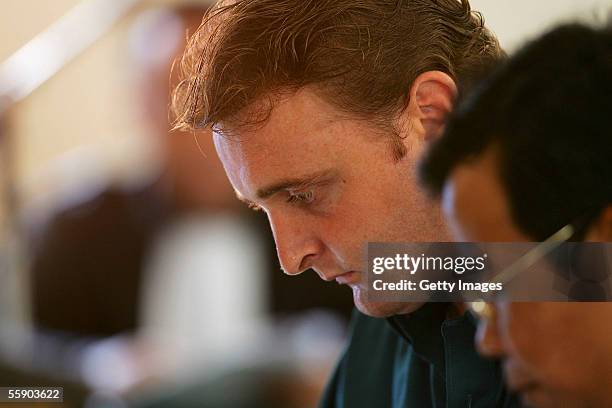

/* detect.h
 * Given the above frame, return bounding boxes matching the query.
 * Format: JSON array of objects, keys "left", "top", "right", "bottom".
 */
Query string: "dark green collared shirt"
[{"left": 319, "top": 303, "right": 518, "bottom": 408}]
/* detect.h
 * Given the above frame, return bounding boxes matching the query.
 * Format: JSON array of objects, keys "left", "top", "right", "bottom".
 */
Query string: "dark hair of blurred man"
[{"left": 420, "top": 22, "right": 612, "bottom": 408}]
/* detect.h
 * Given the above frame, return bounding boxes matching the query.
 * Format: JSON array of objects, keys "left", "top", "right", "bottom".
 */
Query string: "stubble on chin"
[{"left": 351, "top": 285, "right": 424, "bottom": 317}]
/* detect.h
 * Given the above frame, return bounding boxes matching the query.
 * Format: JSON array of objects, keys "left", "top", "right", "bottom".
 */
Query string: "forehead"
[
  {"left": 442, "top": 148, "right": 528, "bottom": 241},
  {"left": 213, "top": 87, "right": 388, "bottom": 197}
]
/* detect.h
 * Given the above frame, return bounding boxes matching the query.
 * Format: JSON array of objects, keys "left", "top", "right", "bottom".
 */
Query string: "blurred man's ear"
[
  {"left": 586, "top": 206, "right": 612, "bottom": 242},
  {"left": 404, "top": 71, "right": 458, "bottom": 141}
]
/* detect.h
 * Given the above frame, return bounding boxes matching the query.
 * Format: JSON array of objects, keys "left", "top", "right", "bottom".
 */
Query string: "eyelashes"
[
  {"left": 286, "top": 190, "right": 315, "bottom": 205},
  {"left": 246, "top": 189, "right": 316, "bottom": 212},
  {"left": 247, "top": 202, "right": 262, "bottom": 211}
]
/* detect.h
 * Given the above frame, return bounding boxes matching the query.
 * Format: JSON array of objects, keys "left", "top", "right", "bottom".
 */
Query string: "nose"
[
  {"left": 475, "top": 309, "right": 505, "bottom": 358},
  {"left": 268, "top": 211, "right": 322, "bottom": 275}
]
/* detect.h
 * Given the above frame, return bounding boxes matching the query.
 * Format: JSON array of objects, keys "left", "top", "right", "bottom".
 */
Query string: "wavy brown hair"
[{"left": 172, "top": 0, "right": 503, "bottom": 149}]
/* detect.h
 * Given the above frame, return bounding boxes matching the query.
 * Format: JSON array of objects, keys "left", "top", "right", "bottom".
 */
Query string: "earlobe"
[{"left": 404, "top": 71, "right": 458, "bottom": 141}]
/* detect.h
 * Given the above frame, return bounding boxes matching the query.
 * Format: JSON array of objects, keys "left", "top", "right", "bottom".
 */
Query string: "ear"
[
  {"left": 585, "top": 206, "right": 612, "bottom": 242},
  {"left": 403, "top": 71, "right": 458, "bottom": 141}
]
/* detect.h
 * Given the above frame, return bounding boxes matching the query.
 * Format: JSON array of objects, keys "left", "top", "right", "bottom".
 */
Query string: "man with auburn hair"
[{"left": 173, "top": 1, "right": 517, "bottom": 406}]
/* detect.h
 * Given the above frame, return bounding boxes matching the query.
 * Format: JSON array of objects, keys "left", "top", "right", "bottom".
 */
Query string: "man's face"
[
  {"left": 443, "top": 148, "right": 612, "bottom": 408},
  {"left": 213, "top": 87, "right": 448, "bottom": 317}
]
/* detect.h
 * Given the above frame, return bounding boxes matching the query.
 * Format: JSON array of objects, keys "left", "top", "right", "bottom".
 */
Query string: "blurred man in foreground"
[
  {"left": 172, "top": 0, "right": 519, "bottom": 406},
  {"left": 420, "top": 22, "right": 612, "bottom": 408}
]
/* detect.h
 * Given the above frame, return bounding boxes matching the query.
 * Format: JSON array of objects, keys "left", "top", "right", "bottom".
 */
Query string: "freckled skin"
[
  {"left": 444, "top": 148, "right": 612, "bottom": 408},
  {"left": 214, "top": 87, "right": 449, "bottom": 317}
]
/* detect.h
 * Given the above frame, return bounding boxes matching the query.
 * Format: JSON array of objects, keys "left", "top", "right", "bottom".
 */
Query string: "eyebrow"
[
  {"left": 236, "top": 169, "right": 334, "bottom": 201},
  {"left": 256, "top": 169, "right": 337, "bottom": 200}
]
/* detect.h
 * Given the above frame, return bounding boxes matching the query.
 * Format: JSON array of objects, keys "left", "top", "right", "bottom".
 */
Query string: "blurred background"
[{"left": 0, "top": 0, "right": 610, "bottom": 407}]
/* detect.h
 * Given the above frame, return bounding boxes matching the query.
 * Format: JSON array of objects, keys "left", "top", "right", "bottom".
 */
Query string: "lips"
[{"left": 334, "top": 271, "right": 360, "bottom": 284}]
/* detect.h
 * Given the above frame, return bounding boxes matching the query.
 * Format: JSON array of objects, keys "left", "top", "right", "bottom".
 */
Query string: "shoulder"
[
  {"left": 318, "top": 309, "right": 408, "bottom": 407},
  {"left": 345, "top": 309, "right": 400, "bottom": 352}
]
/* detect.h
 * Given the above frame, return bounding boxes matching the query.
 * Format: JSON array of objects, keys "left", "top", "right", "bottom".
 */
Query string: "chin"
[
  {"left": 521, "top": 388, "right": 593, "bottom": 408},
  {"left": 352, "top": 286, "right": 424, "bottom": 317},
  {"left": 520, "top": 389, "right": 558, "bottom": 408}
]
